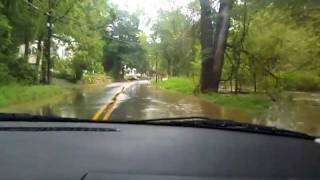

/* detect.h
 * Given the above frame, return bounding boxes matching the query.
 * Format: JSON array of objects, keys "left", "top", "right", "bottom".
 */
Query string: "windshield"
[{"left": 0, "top": 0, "right": 319, "bottom": 136}]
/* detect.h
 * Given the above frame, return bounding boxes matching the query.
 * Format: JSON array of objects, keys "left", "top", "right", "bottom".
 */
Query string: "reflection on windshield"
[{"left": 0, "top": 0, "right": 319, "bottom": 136}]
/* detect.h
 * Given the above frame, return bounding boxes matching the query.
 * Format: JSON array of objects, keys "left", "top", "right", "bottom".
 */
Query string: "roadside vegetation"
[
  {"left": 0, "top": 1, "right": 113, "bottom": 107},
  {"left": 149, "top": 0, "right": 319, "bottom": 114},
  {"left": 0, "top": 0, "right": 319, "bottom": 112},
  {"left": 154, "top": 77, "right": 271, "bottom": 113},
  {"left": 0, "top": 85, "right": 66, "bottom": 108}
]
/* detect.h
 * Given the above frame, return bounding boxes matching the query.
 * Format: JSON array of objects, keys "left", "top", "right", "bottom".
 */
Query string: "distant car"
[{"left": 127, "top": 75, "right": 139, "bottom": 81}]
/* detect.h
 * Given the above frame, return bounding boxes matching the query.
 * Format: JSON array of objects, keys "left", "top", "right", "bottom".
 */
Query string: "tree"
[
  {"left": 152, "top": 9, "right": 195, "bottom": 77},
  {"left": 199, "top": 0, "right": 214, "bottom": 92},
  {"left": 211, "top": 0, "right": 233, "bottom": 92},
  {"left": 103, "top": 9, "right": 143, "bottom": 80}
]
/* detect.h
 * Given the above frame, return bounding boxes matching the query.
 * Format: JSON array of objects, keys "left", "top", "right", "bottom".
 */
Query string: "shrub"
[
  {"left": 53, "top": 59, "right": 76, "bottom": 82},
  {"left": 281, "top": 72, "right": 320, "bottom": 91},
  {"left": 81, "top": 74, "right": 107, "bottom": 84},
  {"left": 7, "top": 58, "right": 35, "bottom": 84},
  {"left": 0, "top": 63, "right": 16, "bottom": 85}
]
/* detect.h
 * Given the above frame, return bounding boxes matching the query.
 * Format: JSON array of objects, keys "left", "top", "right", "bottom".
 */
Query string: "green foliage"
[
  {"left": 281, "top": 72, "right": 320, "bottom": 91},
  {"left": 0, "top": 85, "right": 65, "bottom": 107},
  {"left": 81, "top": 74, "right": 107, "bottom": 84},
  {"left": 154, "top": 77, "right": 196, "bottom": 95},
  {"left": 0, "top": 13, "right": 11, "bottom": 52},
  {"left": 0, "top": 63, "right": 15, "bottom": 85},
  {"left": 7, "top": 59, "right": 35, "bottom": 84},
  {"left": 54, "top": 59, "right": 75, "bottom": 82},
  {"left": 0, "top": 0, "right": 112, "bottom": 85},
  {"left": 223, "top": 1, "right": 320, "bottom": 93},
  {"left": 152, "top": 9, "right": 198, "bottom": 76},
  {"left": 103, "top": 8, "right": 144, "bottom": 80}
]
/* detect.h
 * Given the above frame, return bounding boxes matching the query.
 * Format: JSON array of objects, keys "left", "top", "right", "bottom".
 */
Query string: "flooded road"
[
  {"left": 1, "top": 81, "right": 319, "bottom": 136},
  {"left": 255, "top": 92, "right": 320, "bottom": 136},
  {"left": 0, "top": 83, "right": 126, "bottom": 119},
  {"left": 110, "top": 81, "right": 254, "bottom": 122}
]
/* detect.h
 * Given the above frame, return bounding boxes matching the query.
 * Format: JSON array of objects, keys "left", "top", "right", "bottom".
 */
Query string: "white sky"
[{"left": 109, "top": 0, "right": 193, "bottom": 35}]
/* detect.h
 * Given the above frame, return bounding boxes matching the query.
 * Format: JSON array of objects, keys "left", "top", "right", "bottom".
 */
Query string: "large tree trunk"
[
  {"left": 211, "top": 0, "right": 233, "bottom": 92},
  {"left": 200, "top": 0, "right": 215, "bottom": 92}
]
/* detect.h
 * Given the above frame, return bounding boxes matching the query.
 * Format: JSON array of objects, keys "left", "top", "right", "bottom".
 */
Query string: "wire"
[
  {"left": 23, "top": 0, "right": 47, "bottom": 14},
  {"left": 22, "top": 0, "right": 142, "bottom": 45}
]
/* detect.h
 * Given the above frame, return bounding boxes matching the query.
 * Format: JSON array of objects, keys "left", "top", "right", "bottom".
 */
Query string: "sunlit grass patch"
[
  {"left": 0, "top": 85, "right": 67, "bottom": 108},
  {"left": 153, "top": 77, "right": 196, "bottom": 95}
]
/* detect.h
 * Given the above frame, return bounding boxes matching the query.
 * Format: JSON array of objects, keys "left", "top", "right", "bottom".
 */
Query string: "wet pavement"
[
  {"left": 110, "top": 81, "right": 254, "bottom": 122},
  {"left": 0, "top": 83, "right": 126, "bottom": 119},
  {"left": 1, "top": 80, "right": 319, "bottom": 136}
]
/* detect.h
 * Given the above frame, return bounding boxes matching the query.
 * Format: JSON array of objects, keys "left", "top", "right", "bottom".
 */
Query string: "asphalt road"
[
  {"left": 108, "top": 81, "right": 253, "bottom": 122},
  {"left": 1, "top": 80, "right": 319, "bottom": 136}
]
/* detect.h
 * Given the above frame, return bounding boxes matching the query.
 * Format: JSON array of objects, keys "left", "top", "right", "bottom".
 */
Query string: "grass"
[
  {"left": 153, "top": 77, "right": 196, "bottom": 95},
  {"left": 153, "top": 77, "right": 272, "bottom": 113},
  {"left": 0, "top": 85, "right": 69, "bottom": 108},
  {"left": 81, "top": 74, "right": 110, "bottom": 84}
]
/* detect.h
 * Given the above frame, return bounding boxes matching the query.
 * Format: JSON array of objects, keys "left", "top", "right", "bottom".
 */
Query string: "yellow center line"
[{"left": 91, "top": 82, "right": 135, "bottom": 121}]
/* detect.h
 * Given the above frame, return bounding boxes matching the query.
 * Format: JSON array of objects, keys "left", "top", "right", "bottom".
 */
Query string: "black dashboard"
[{"left": 0, "top": 121, "right": 319, "bottom": 180}]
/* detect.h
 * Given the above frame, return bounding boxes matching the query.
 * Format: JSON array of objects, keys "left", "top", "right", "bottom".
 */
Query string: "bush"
[
  {"left": 7, "top": 58, "right": 35, "bottom": 84},
  {"left": 0, "top": 63, "right": 16, "bottom": 85},
  {"left": 281, "top": 72, "right": 320, "bottom": 91},
  {"left": 54, "top": 59, "right": 76, "bottom": 82},
  {"left": 81, "top": 74, "right": 107, "bottom": 84}
]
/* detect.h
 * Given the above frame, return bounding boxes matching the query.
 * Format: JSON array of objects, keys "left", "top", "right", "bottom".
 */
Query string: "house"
[
  {"left": 18, "top": 42, "right": 39, "bottom": 64},
  {"left": 18, "top": 36, "right": 76, "bottom": 64}
]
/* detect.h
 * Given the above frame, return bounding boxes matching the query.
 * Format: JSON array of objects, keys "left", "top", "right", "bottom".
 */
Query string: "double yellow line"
[{"left": 91, "top": 86, "right": 126, "bottom": 121}]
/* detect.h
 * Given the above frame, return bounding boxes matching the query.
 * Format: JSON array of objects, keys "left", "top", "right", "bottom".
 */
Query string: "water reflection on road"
[
  {"left": 111, "top": 81, "right": 320, "bottom": 136},
  {"left": 1, "top": 81, "right": 319, "bottom": 136},
  {"left": 0, "top": 84, "right": 125, "bottom": 119},
  {"left": 110, "top": 81, "right": 253, "bottom": 122},
  {"left": 255, "top": 92, "right": 320, "bottom": 136}
]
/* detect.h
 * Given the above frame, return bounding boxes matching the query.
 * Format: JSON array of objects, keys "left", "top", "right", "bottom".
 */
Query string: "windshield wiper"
[
  {"left": 0, "top": 113, "right": 314, "bottom": 140},
  {"left": 0, "top": 113, "right": 82, "bottom": 122},
  {"left": 111, "top": 117, "right": 315, "bottom": 140}
]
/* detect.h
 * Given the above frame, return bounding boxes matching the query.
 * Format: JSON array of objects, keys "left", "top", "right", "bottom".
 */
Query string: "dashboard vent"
[{"left": 0, "top": 127, "right": 119, "bottom": 132}]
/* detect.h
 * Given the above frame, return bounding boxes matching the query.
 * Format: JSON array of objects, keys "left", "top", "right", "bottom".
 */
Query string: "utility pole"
[
  {"left": 46, "top": 0, "right": 53, "bottom": 84},
  {"left": 155, "top": 54, "right": 158, "bottom": 83}
]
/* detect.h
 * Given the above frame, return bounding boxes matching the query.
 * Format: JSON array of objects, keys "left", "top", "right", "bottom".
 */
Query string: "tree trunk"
[
  {"left": 41, "top": 58, "right": 47, "bottom": 84},
  {"left": 200, "top": 0, "right": 215, "bottom": 92},
  {"left": 234, "top": 52, "right": 241, "bottom": 94},
  {"left": 211, "top": 0, "right": 233, "bottom": 92},
  {"left": 253, "top": 71, "right": 257, "bottom": 93},
  {"left": 34, "top": 39, "right": 43, "bottom": 83},
  {"left": 41, "top": 40, "right": 48, "bottom": 84},
  {"left": 24, "top": 36, "right": 30, "bottom": 61}
]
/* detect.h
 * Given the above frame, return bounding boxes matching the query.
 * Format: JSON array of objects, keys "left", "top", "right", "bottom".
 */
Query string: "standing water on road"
[
  {"left": 110, "top": 81, "right": 254, "bottom": 122},
  {"left": 1, "top": 81, "right": 319, "bottom": 136},
  {"left": 111, "top": 82, "right": 320, "bottom": 136},
  {"left": 255, "top": 92, "right": 320, "bottom": 136}
]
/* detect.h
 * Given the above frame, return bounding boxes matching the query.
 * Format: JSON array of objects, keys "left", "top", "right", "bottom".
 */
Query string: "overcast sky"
[{"left": 109, "top": 0, "right": 193, "bottom": 35}]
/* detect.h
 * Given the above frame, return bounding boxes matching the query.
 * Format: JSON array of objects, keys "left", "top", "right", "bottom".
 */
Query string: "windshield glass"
[{"left": 0, "top": 0, "right": 319, "bottom": 136}]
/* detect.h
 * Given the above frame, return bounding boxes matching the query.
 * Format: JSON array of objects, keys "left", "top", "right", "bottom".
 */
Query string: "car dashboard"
[{"left": 0, "top": 121, "right": 319, "bottom": 180}]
